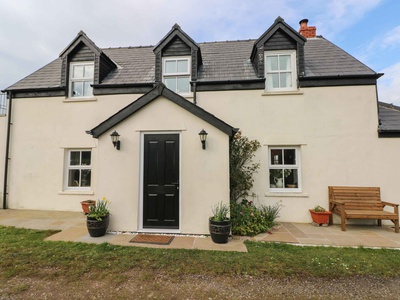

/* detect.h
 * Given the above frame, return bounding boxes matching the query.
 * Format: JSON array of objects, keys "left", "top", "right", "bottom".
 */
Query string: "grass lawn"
[{"left": 1, "top": 226, "right": 400, "bottom": 299}]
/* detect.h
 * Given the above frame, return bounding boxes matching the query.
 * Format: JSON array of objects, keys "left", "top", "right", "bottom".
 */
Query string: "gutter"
[{"left": 2, "top": 92, "right": 13, "bottom": 209}]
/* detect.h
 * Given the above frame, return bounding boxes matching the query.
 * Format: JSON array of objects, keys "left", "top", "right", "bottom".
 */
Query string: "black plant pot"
[
  {"left": 209, "top": 219, "right": 231, "bottom": 244},
  {"left": 87, "top": 214, "right": 109, "bottom": 237}
]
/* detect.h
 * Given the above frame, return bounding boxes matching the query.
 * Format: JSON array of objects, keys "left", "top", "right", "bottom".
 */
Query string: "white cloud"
[
  {"left": 358, "top": 25, "right": 400, "bottom": 66},
  {"left": 312, "top": 0, "right": 382, "bottom": 39},
  {"left": 378, "top": 62, "right": 400, "bottom": 106}
]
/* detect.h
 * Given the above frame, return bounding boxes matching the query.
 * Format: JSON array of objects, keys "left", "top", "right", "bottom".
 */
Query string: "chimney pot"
[{"left": 299, "top": 19, "right": 308, "bottom": 29}]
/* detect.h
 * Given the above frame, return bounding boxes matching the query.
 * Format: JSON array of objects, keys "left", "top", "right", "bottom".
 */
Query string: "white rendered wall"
[
  {"left": 196, "top": 86, "right": 399, "bottom": 224},
  {"left": 6, "top": 94, "right": 139, "bottom": 211}
]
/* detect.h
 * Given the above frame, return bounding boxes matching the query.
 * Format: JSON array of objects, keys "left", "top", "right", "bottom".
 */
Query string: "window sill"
[
  {"left": 63, "top": 97, "right": 97, "bottom": 103},
  {"left": 262, "top": 90, "right": 303, "bottom": 96},
  {"left": 265, "top": 192, "right": 309, "bottom": 198},
  {"left": 59, "top": 190, "right": 94, "bottom": 195}
]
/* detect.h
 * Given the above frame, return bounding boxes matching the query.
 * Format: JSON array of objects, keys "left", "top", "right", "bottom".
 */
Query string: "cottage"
[{"left": 1, "top": 17, "right": 399, "bottom": 234}]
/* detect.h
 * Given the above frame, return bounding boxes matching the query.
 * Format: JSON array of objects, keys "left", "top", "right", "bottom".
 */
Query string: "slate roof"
[
  {"left": 5, "top": 36, "right": 378, "bottom": 91},
  {"left": 303, "top": 37, "right": 376, "bottom": 77},
  {"left": 378, "top": 102, "right": 400, "bottom": 133}
]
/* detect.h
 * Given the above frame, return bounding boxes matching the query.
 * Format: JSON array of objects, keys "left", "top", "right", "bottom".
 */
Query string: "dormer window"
[
  {"left": 265, "top": 50, "right": 297, "bottom": 92},
  {"left": 162, "top": 57, "right": 191, "bottom": 95},
  {"left": 69, "top": 62, "right": 94, "bottom": 98}
]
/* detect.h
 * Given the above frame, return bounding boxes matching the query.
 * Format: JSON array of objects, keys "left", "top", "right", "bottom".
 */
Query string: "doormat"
[{"left": 129, "top": 234, "right": 174, "bottom": 245}]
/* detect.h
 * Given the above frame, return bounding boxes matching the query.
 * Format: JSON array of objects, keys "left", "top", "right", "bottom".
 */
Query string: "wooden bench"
[{"left": 328, "top": 186, "right": 399, "bottom": 233}]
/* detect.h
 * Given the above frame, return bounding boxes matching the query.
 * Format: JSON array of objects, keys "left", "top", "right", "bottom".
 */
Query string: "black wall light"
[
  {"left": 199, "top": 129, "right": 208, "bottom": 150},
  {"left": 110, "top": 131, "right": 121, "bottom": 150}
]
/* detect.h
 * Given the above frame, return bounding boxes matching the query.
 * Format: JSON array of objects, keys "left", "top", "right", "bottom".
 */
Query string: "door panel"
[{"left": 143, "top": 134, "right": 179, "bottom": 229}]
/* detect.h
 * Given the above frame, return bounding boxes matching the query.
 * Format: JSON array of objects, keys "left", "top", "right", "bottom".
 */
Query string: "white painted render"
[
  {"left": 1, "top": 84, "right": 399, "bottom": 231},
  {"left": 197, "top": 86, "right": 399, "bottom": 225},
  {"left": 5, "top": 94, "right": 139, "bottom": 211}
]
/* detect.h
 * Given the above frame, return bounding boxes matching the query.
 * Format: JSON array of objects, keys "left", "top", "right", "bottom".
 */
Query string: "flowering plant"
[
  {"left": 230, "top": 199, "right": 282, "bottom": 236},
  {"left": 210, "top": 202, "right": 230, "bottom": 222},
  {"left": 88, "top": 197, "right": 111, "bottom": 221},
  {"left": 312, "top": 205, "right": 327, "bottom": 212}
]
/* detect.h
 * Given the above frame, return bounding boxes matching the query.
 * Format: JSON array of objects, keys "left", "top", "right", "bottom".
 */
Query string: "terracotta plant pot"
[
  {"left": 309, "top": 209, "right": 332, "bottom": 225},
  {"left": 80, "top": 200, "right": 96, "bottom": 214}
]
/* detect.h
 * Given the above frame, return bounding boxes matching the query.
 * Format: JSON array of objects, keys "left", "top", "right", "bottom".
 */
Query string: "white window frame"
[
  {"left": 162, "top": 57, "right": 191, "bottom": 95},
  {"left": 268, "top": 146, "right": 301, "bottom": 192},
  {"left": 64, "top": 149, "right": 92, "bottom": 191},
  {"left": 69, "top": 61, "right": 94, "bottom": 98},
  {"left": 264, "top": 50, "right": 297, "bottom": 92}
]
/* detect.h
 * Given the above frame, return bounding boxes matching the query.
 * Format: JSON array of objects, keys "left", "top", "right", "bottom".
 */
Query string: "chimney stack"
[{"left": 299, "top": 19, "right": 316, "bottom": 38}]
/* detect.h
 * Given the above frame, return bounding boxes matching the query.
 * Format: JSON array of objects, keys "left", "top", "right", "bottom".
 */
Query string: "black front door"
[{"left": 143, "top": 134, "right": 179, "bottom": 229}]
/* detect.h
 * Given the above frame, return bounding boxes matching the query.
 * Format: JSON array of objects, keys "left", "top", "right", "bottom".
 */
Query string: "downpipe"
[{"left": 3, "top": 92, "right": 12, "bottom": 209}]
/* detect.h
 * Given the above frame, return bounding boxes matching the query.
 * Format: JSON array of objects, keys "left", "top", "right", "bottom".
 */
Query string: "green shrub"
[
  {"left": 231, "top": 200, "right": 282, "bottom": 236},
  {"left": 230, "top": 131, "right": 261, "bottom": 202}
]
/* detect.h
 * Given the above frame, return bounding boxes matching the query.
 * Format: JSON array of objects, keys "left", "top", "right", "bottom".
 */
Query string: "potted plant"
[
  {"left": 80, "top": 200, "right": 96, "bottom": 214},
  {"left": 309, "top": 205, "right": 331, "bottom": 226},
  {"left": 87, "top": 198, "right": 111, "bottom": 237},
  {"left": 209, "top": 202, "right": 231, "bottom": 244}
]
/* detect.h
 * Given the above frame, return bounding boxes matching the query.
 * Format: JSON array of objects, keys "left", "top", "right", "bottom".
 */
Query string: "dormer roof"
[
  {"left": 59, "top": 30, "right": 103, "bottom": 58},
  {"left": 153, "top": 24, "right": 201, "bottom": 56}
]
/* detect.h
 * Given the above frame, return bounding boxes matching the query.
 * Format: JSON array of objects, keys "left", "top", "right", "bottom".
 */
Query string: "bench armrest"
[
  {"left": 381, "top": 201, "right": 399, "bottom": 208},
  {"left": 330, "top": 200, "right": 345, "bottom": 211}
]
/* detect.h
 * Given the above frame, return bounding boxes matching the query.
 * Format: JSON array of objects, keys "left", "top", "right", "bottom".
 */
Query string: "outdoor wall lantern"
[
  {"left": 199, "top": 129, "right": 208, "bottom": 150},
  {"left": 110, "top": 131, "right": 121, "bottom": 150}
]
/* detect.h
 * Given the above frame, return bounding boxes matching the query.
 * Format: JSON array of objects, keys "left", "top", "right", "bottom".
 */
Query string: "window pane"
[
  {"left": 72, "top": 65, "right": 84, "bottom": 78},
  {"left": 270, "top": 169, "right": 283, "bottom": 188},
  {"left": 165, "top": 61, "right": 176, "bottom": 74},
  {"left": 266, "top": 56, "right": 278, "bottom": 71},
  {"left": 81, "top": 151, "right": 91, "bottom": 165},
  {"left": 83, "top": 81, "right": 93, "bottom": 97},
  {"left": 71, "top": 81, "right": 83, "bottom": 97},
  {"left": 266, "top": 74, "right": 279, "bottom": 89},
  {"left": 284, "top": 149, "right": 296, "bottom": 165},
  {"left": 177, "top": 60, "right": 188, "bottom": 73},
  {"left": 177, "top": 77, "right": 190, "bottom": 94},
  {"left": 285, "top": 169, "right": 298, "bottom": 188},
  {"left": 271, "top": 149, "right": 282, "bottom": 165},
  {"left": 164, "top": 77, "right": 176, "bottom": 91},
  {"left": 279, "top": 55, "right": 291, "bottom": 70},
  {"left": 68, "top": 169, "right": 80, "bottom": 187},
  {"left": 84, "top": 65, "right": 94, "bottom": 78},
  {"left": 280, "top": 72, "right": 292, "bottom": 88},
  {"left": 70, "top": 151, "right": 80, "bottom": 165},
  {"left": 81, "top": 170, "right": 91, "bottom": 187}
]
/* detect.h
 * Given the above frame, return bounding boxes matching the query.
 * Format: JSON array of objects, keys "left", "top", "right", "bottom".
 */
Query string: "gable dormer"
[
  {"left": 251, "top": 17, "right": 306, "bottom": 92},
  {"left": 153, "top": 24, "right": 202, "bottom": 95},
  {"left": 60, "top": 31, "right": 116, "bottom": 98}
]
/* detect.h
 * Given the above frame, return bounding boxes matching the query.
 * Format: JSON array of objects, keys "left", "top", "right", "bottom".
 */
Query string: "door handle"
[{"left": 172, "top": 181, "right": 179, "bottom": 190}]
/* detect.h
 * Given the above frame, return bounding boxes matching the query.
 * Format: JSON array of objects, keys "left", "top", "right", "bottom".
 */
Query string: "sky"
[{"left": 1, "top": 0, "right": 399, "bottom": 105}]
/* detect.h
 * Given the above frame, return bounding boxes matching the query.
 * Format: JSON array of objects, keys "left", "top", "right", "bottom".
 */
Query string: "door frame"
[{"left": 138, "top": 131, "right": 181, "bottom": 233}]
